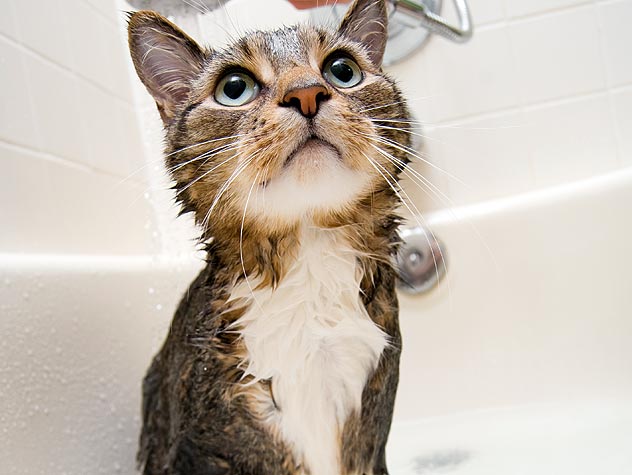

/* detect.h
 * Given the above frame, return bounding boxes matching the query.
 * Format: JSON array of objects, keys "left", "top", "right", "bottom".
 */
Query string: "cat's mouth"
[{"left": 284, "top": 136, "right": 341, "bottom": 167}]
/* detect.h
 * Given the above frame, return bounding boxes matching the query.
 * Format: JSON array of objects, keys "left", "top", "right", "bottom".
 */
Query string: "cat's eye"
[
  {"left": 214, "top": 71, "right": 260, "bottom": 106},
  {"left": 322, "top": 56, "right": 363, "bottom": 89}
]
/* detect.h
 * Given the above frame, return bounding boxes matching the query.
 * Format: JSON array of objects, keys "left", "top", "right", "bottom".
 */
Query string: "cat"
[{"left": 127, "top": 0, "right": 412, "bottom": 473}]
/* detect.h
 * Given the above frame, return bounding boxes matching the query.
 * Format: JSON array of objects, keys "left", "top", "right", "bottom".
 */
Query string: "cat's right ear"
[
  {"left": 339, "top": 0, "right": 388, "bottom": 66},
  {"left": 128, "top": 11, "right": 206, "bottom": 124}
]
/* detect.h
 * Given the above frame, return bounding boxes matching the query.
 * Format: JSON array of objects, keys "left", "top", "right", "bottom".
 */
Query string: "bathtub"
[{"left": 2, "top": 165, "right": 630, "bottom": 474}]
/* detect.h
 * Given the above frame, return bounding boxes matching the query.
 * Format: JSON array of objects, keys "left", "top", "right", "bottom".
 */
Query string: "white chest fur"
[{"left": 230, "top": 227, "right": 387, "bottom": 475}]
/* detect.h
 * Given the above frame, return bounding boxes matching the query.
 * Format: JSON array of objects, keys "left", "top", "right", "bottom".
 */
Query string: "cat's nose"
[{"left": 281, "top": 85, "right": 330, "bottom": 118}]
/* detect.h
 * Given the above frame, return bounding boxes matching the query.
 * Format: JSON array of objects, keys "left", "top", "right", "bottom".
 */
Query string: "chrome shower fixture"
[
  {"left": 396, "top": 226, "right": 447, "bottom": 295},
  {"left": 311, "top": 0, "right": 473, "bottom": 65},
  {"left": 128, "top": 0, "right": 473, "bottom": 66}
]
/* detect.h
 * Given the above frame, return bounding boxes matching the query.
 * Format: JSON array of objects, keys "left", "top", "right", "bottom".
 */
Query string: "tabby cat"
[{"left": 127, "top": 0, "right": 412, "bottom": 473}]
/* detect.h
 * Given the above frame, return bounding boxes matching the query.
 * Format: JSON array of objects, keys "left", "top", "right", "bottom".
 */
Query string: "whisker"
[
  {"left": 182, "top": 0, "right": 210, "bottom": 15},
  {"left": 370, "top": 143, "right": 454, "bottom": 210},
  {"left": 201, "top": 152, "right": 260, "bottom": 232},
  {"left": 371, "top": 123, "right": 444, "bottom": 145},
  {"left": 240, "top": 171, "right": 267, "bottom": 316},
  {"left": 165, "top": 134, "right": 246, "bottom": 158},
  {"left": 168, "top": 141, "right": 245, "bottom": 175},
  {"left": 364, "top": 133, "right": 468, "bottom": 187},
  {"left": 113, "top": 134, "right": 246, "bottom": 190},
  {"left": 175, "top": 150, "right": 242, "bottom": 196},
  {"left": 361, "top": 151, "right": 452, "bottom": 307},
  {"left": 359, "top": 95, "right": 438, "bottom": 114}
]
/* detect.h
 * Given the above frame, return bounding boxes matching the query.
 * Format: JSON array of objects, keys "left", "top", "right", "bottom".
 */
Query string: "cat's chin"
[
  {"left": 285, "top": 138, "right": 341, "bottom": 175},
  {"left": 247, "top": 138, "right": 370, "bottom": 223}
]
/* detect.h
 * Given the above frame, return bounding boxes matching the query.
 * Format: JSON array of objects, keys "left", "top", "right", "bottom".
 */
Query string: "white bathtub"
[{"left": 1, "top": 167, "right": 631, "bottom": 474}]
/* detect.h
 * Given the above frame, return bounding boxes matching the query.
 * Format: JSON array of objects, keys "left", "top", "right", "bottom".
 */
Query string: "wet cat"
[{"left": 127, "top": 0, "right": 412, "bottom": 473}]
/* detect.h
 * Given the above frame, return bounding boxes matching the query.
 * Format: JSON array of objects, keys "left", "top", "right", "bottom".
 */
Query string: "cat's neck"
[{"left": 204, "top": 192, "right": 401, "bottom": 291}]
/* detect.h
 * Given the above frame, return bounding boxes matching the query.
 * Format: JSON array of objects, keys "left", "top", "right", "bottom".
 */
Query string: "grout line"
[
  {"left": 0, "top": 138, "right": 146, "bottom": 187},
  {"left": 501, "top": 0, "right": 536, "bottom": 190},
  {"left": 421, "top": 77, "right": 632, "bottom": 128},
  {"left": 0, "top": 31, "right": 133, "bottom": 107},
  {"left": 474, "top": 0, "right": 625, "bottom": 34},
  {"left": 521, "top": 89, "right": 608, "bottom": 112},
  {"left": 82, "top": 1, "right": 120, "bottom": 27},
  {"left": 593, "top": 0, "right": 624, "bottom": 166},
  {"left": 611, "top": 83, "right": 632, "bottom": 94},
  {"left": 479, "top": 0, "right": 593, "bottom": 29}
]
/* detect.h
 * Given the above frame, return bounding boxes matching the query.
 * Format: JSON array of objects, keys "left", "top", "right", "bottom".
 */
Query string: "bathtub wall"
[{"left": 0, "top": 0, "right": 157, "bottom": 256}]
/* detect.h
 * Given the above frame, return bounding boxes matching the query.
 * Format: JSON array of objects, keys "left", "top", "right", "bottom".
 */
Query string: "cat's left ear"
[
  {"left": 128, "top": 11, "right": 206, "bottom": 124},
  {"left": 339, "top": 0, "right": 388, "bottom": 66}
]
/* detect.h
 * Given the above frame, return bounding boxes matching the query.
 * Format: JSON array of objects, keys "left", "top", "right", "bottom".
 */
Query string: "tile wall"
[
  {"left": 0, "top": 0, "right": 156, "bottom": 255},
  {"left": 2, "top": 0, "right": 631, "bottom": 256},
  {"left": 390, "top": 0, "right": 632, "bottom": 208}
]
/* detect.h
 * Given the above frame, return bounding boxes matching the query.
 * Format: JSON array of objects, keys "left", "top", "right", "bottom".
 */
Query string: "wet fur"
[{"left": 129, "top": 1, "right": 411, "bottom": 474}]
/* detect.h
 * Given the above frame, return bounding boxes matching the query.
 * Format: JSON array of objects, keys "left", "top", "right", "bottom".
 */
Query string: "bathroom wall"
[
  {"left": 2, "top": 0, "right": 630, "bottom": 257},
  {"left": 390, "top": 0, "right": 632, "bottom": 208},
  {"left": 1, "top": 1, "right": 630, "bottom": 474},
  {"left": 117, "top": 0, "right": 632, "bottom": 221},
  {"left": 0, "top": 0, "right": 157, "bottom": 256}
]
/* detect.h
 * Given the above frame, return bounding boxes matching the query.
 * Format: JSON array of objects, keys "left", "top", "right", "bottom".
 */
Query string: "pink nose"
[{"left": 282, "top": 85, "right": 330, "bottom": 118}]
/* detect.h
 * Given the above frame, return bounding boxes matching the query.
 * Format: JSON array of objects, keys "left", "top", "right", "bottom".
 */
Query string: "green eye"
[
  {"left": 214, "top": 71, "right": 260, "bottom": 106},
  {"left": 323, "top": 56, "right": 363, "bottom": 88}
]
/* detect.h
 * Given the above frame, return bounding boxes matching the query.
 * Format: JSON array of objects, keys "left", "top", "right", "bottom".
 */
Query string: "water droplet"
[
  {"left": 148, "top": 287, "right": 155, "bottom": 295},
  {"left": 155, "top": 304, "right": 163, "bottom": 311}
]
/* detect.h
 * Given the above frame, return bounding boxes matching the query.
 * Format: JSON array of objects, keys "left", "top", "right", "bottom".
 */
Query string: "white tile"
[
  {"left": 65, "top": 0, "right": 128, "bottom": 98},
  {"left": 0, "top": 145, "right": 56, "bottom": 252},
  {"left": 46, "top": 160, "right": 155, "bottom": 255},
  {"left": 510, "top": 6, "right": 606, "bottom": 104},
  {"left": 525, "top": 95, "right": 618, "bottom": 187},
  {"left": 612, "top": 88, "right": 632, "bottom": 165},
  {"left": 599, "top": 0, "right": 632, "bottom": 87},
  {"left": 391, "top": 26, "right": 520, "bottom": 123},
  {"left": 75, "top": 81, "right": 144, "bottom": 178},
  {"left": 102, "top": 21, "right": 134, "bottom": 102},
  {"left": 12, "top": 0, "right": 73, "bottom": 68},
  {"left": 112, "top": 102, "right": 147, "bottom": 179},
  {"left": 0, "top": 142, "right": 155, "bottom": 254},
  {"left": 85, "top": 0, "right": 119, "bottom": 23},
  {"left": 23, "top": 54, "right": 86, "bottom": 162},
  {"left": 505, "top": 0, "right": 591, "bottom": 18},
  {"left": 430, "top": 111, "right": 533, "bottom": 204},
  {"left": 400, "top": 132, "right": 451, "bottom": 212},
  {"left": 0, "top": 0, "right": 18, "bottom": 39},
  {"left": 0, "top": 38, "right": 41, "bottom": 149},
  {"left": 75, "top": 81, "right": 121, "bottom": 172},
  {"left": 470, "top": 0, "right": 505, "bottom": 25}
]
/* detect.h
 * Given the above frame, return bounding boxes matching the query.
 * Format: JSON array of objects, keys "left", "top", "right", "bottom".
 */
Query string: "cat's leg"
[
  {"left": 341, "top": 341, "right": 401, "bottom": 475},
  {"left": 138, "top": 355, "right": 172, "bottom": 475},
  {"left": 342, "top": 264, "right": 402, "bottom": 475}
]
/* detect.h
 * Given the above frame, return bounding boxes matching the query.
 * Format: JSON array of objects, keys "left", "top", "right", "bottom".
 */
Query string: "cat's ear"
[
  {"left": 339, "top": 0, "right": 388, "bottom": 66},
  {"left": 128, "top": 11, "right": 206, "bottom": 124}
]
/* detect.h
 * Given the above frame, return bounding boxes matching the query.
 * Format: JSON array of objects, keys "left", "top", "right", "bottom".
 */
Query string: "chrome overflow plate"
[
  {"left": 396, "top": 226, "right": 447, "bottom": 295},
  {"left": 311, "top": 0, "right": 473, "bottom": 66}
]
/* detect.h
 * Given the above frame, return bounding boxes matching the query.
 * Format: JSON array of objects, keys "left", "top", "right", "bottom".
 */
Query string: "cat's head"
[{"left": 128, "top": 0, "right": 410, "bottom": 239}]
